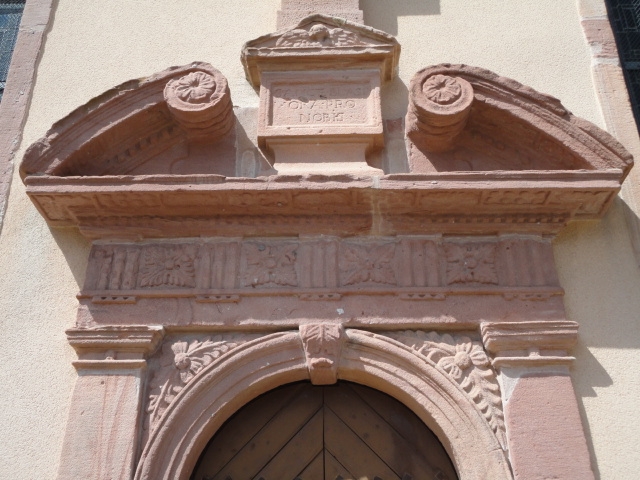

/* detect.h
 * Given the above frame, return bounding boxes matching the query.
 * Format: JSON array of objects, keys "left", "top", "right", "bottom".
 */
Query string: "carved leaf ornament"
[
  {"left": 445, "top": 244, "right": 498, "bottom": 285},
  {"left": 276, "top": 23, "right": 364, "bottom": 48},
  {"left": 243, "top": 243, "right": 298, "bottom": 287},
  {"left": 147, "top": 336, "right": 248, "bottom": 427},
  {"left": 389, "top": 331, "right": 507, "bottom": 448},
  {"left": 340, "top": 243, "right": 397, "bottom": 286},
  {"left": 139, "top": 246, "right": 196, "bottom": 288}
]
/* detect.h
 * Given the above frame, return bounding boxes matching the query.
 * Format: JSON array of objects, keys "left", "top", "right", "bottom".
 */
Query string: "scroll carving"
[
  {"left": 388, "top": 331, "right": 507, "bottom": 448},
  {"left": 147, "top": 335, "right": 256, "bottom": 428},
  {"left": 407, "top": 72, "right": 474, "bottom": 152},
  {"left": 299, "top": 323, "right": 344, "bottom": 385},
  {"left": 164, "top": 67, "right": 234, "bottom": 141}
]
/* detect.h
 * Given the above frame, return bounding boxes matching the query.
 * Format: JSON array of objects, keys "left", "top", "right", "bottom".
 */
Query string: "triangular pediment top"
[
  {"left": 242, "top": 14, "right": 401, "bottom": 87},
  {"left": 247, "top": 14, "right": 396, "bottom": 49}
]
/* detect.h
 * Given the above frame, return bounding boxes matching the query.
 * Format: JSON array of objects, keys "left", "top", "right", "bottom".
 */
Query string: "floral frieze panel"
[
  {"left": 444, "top": 243, "right": 498, "bottom": 286},
  {"left": 386, "top": 330, "right": 506, "bottom": 449},
  {"left": 242, "top": 242, "right": 298, "bottom": 287},
  {"left": 339, "top": 242, "right": 397, "bottom": 286},
  {"left": 139, "top": 245, "right": 197, "bottom": 288},
  {"left": 82, "top": 236, "right": 561, "bottom": 300}
]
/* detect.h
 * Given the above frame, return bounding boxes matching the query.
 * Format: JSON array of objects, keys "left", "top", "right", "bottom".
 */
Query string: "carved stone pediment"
[
  {"left": 20, "top": 62, "right": 632, "bottom": 239},
  {"left": 20, "top": 62, "right": 235, "bottom": 179},
  {"left": 241, "top": 14, "right": 400, "bottom": 88},
  {"left": 406, "top": 64, "right": 633, "bottom": 178}
]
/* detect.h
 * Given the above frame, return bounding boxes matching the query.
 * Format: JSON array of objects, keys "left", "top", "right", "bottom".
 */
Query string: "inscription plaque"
[{"left": 272, "top": 83, "right": 370, "bottom": 127}]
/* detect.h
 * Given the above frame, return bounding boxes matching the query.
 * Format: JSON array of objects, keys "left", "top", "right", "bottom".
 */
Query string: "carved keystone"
[
  {"left": 299, "top": 323, "right": 344, "bottom": 384},
  {"left": 164, "top": 66, "right": 234, "bottom": 142},
  {"left": 407, "top": 70, "right": 474, "bottom": 152}
]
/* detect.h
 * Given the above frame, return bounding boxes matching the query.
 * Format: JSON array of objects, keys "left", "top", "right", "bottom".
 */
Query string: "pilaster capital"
[
  {"left": 481, "top": 320, "right": 578, "bottom": 368},
  {"left": 67, "top": 325, "right": 165, "bottom": 370}
]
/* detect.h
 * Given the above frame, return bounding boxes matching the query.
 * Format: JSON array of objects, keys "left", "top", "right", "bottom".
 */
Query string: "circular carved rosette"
[
  {"left": 164, "top": 67, "right": 234, "bottom": 141},
  {"left": 408, "top": 69, "right": 474, "bottom": 151}
]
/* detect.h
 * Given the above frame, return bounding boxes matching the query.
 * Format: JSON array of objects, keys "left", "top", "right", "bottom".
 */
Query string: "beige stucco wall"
[{"left": 0, "top": 0, "right": 638, "bottom": 478}]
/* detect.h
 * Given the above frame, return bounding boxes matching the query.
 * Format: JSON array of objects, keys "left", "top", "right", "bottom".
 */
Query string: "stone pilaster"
[
  {"left": 482, "top": 321, "right": 594, "bottom": 480},
  {"left": 57, "top": 327, "right": 164, "bottom": 480}
]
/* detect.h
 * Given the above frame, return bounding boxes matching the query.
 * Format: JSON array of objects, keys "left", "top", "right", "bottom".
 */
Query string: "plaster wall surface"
[{"left": 0, "top": 0, "right": 638, "bottom": 478}]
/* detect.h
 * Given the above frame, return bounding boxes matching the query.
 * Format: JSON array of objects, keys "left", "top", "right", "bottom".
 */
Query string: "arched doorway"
[{"left": 191, "top": 381, "right": 458, "bottom": 480}]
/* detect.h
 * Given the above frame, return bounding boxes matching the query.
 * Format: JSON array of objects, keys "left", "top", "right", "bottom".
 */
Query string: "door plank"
[
  {"left": 193, "top": 383, "right": 308, "bottom": 477},
  {"left": 349, "top": 384, "right": 458, "bottom": 479},
  {"left": 253, "top": 409, "right": 324, "bottom": 480},
  {"left": 324, "top": 407, "right": 401, "bottom": 480},
  {"left": 324, "top": 450, "right": 356, "bottom": 480},
  {"left": 297, "top": 451, "right": 324, "bottom": 480},
  {"left": 324, "top": 385, "right": 437, "bottom": 479},
  {"left": 212, "top": 385, "right": 323, "bottom": 480}
]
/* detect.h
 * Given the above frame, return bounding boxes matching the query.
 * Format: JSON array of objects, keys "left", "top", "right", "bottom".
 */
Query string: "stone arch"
[{"left": 134, "top": 328, "right": 512, "bottom": 480}]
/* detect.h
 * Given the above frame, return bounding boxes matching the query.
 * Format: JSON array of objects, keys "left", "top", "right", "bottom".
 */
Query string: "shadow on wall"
[
  {"left": 50, "top": 227, "right": 91, "bottom": 289},
  {"left": 362, "top": 0, "right": 441, "bottom": 35},
  {"left": 554, "top": 198, "right": 640, "bottom": 479}
]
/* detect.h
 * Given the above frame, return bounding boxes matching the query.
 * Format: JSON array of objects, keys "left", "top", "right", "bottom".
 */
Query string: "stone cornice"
[{"left": 25, "top": 170, "right": 621, "bottom": 239}]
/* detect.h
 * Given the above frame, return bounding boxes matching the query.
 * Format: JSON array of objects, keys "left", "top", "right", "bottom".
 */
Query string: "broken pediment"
[
  {"left": 20, "top": 61, "right": 632, "bottom": 240},
  {"left": 20, "top": 62, "right": 236, "bottom": 178},
  {"left": 241, "top": 14, "right": 400, "bottom": 88},
  {"left": 406, "top": 64, "right": 633, "bottom": 177}
]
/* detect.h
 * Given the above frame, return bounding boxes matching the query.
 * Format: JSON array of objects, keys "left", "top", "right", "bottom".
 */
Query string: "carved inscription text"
[{"left": 272, "top": 83, "right": 370, "bottom": 127}]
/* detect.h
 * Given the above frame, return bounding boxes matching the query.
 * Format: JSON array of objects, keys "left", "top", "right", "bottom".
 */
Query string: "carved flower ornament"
[
  {"left": 423, "top": 74, "right": 463, "bottom": 105},
  {"left": 389, "top": 331, "right": 507, "bottom": 448},
  {"left": 147, "top": 336, "right": 249, "bottom": 427},
  {"left": 173, "top": 71, "right": 217, "bottom": 104},
  {"left": 437, "top": 340, "right": 491, "bottom": 379},
  {"left": 139, "top": 246, "right": 196, "bottom": 288}
]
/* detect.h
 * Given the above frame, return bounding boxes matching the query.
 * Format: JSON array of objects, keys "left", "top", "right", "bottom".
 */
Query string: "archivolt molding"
[{"left": 136, "top": 327, "right": 512, "bottom": 480}]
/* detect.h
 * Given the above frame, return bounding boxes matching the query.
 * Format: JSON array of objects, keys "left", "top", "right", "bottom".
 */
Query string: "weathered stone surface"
[{"left": 504, "top": 375, "right": 595, "bottom": 480}]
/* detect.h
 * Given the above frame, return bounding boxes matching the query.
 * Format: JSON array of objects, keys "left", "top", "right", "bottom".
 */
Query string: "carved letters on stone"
[
  {"left": 299, "top": 323, "right": 344, "bottom": 385},
  {"left": 388, "top": 331, "right": 506, "bottom": 448},
  {"left": 444, "top": 243, "right": 498, "bottom": 285},
  {"left": 242, "top": 242, "right": 298, "bottom": 287}
]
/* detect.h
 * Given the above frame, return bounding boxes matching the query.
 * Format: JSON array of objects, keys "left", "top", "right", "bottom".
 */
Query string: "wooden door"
[{"left": 192, "top": 382, "right": 458, "bottom": 480}]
